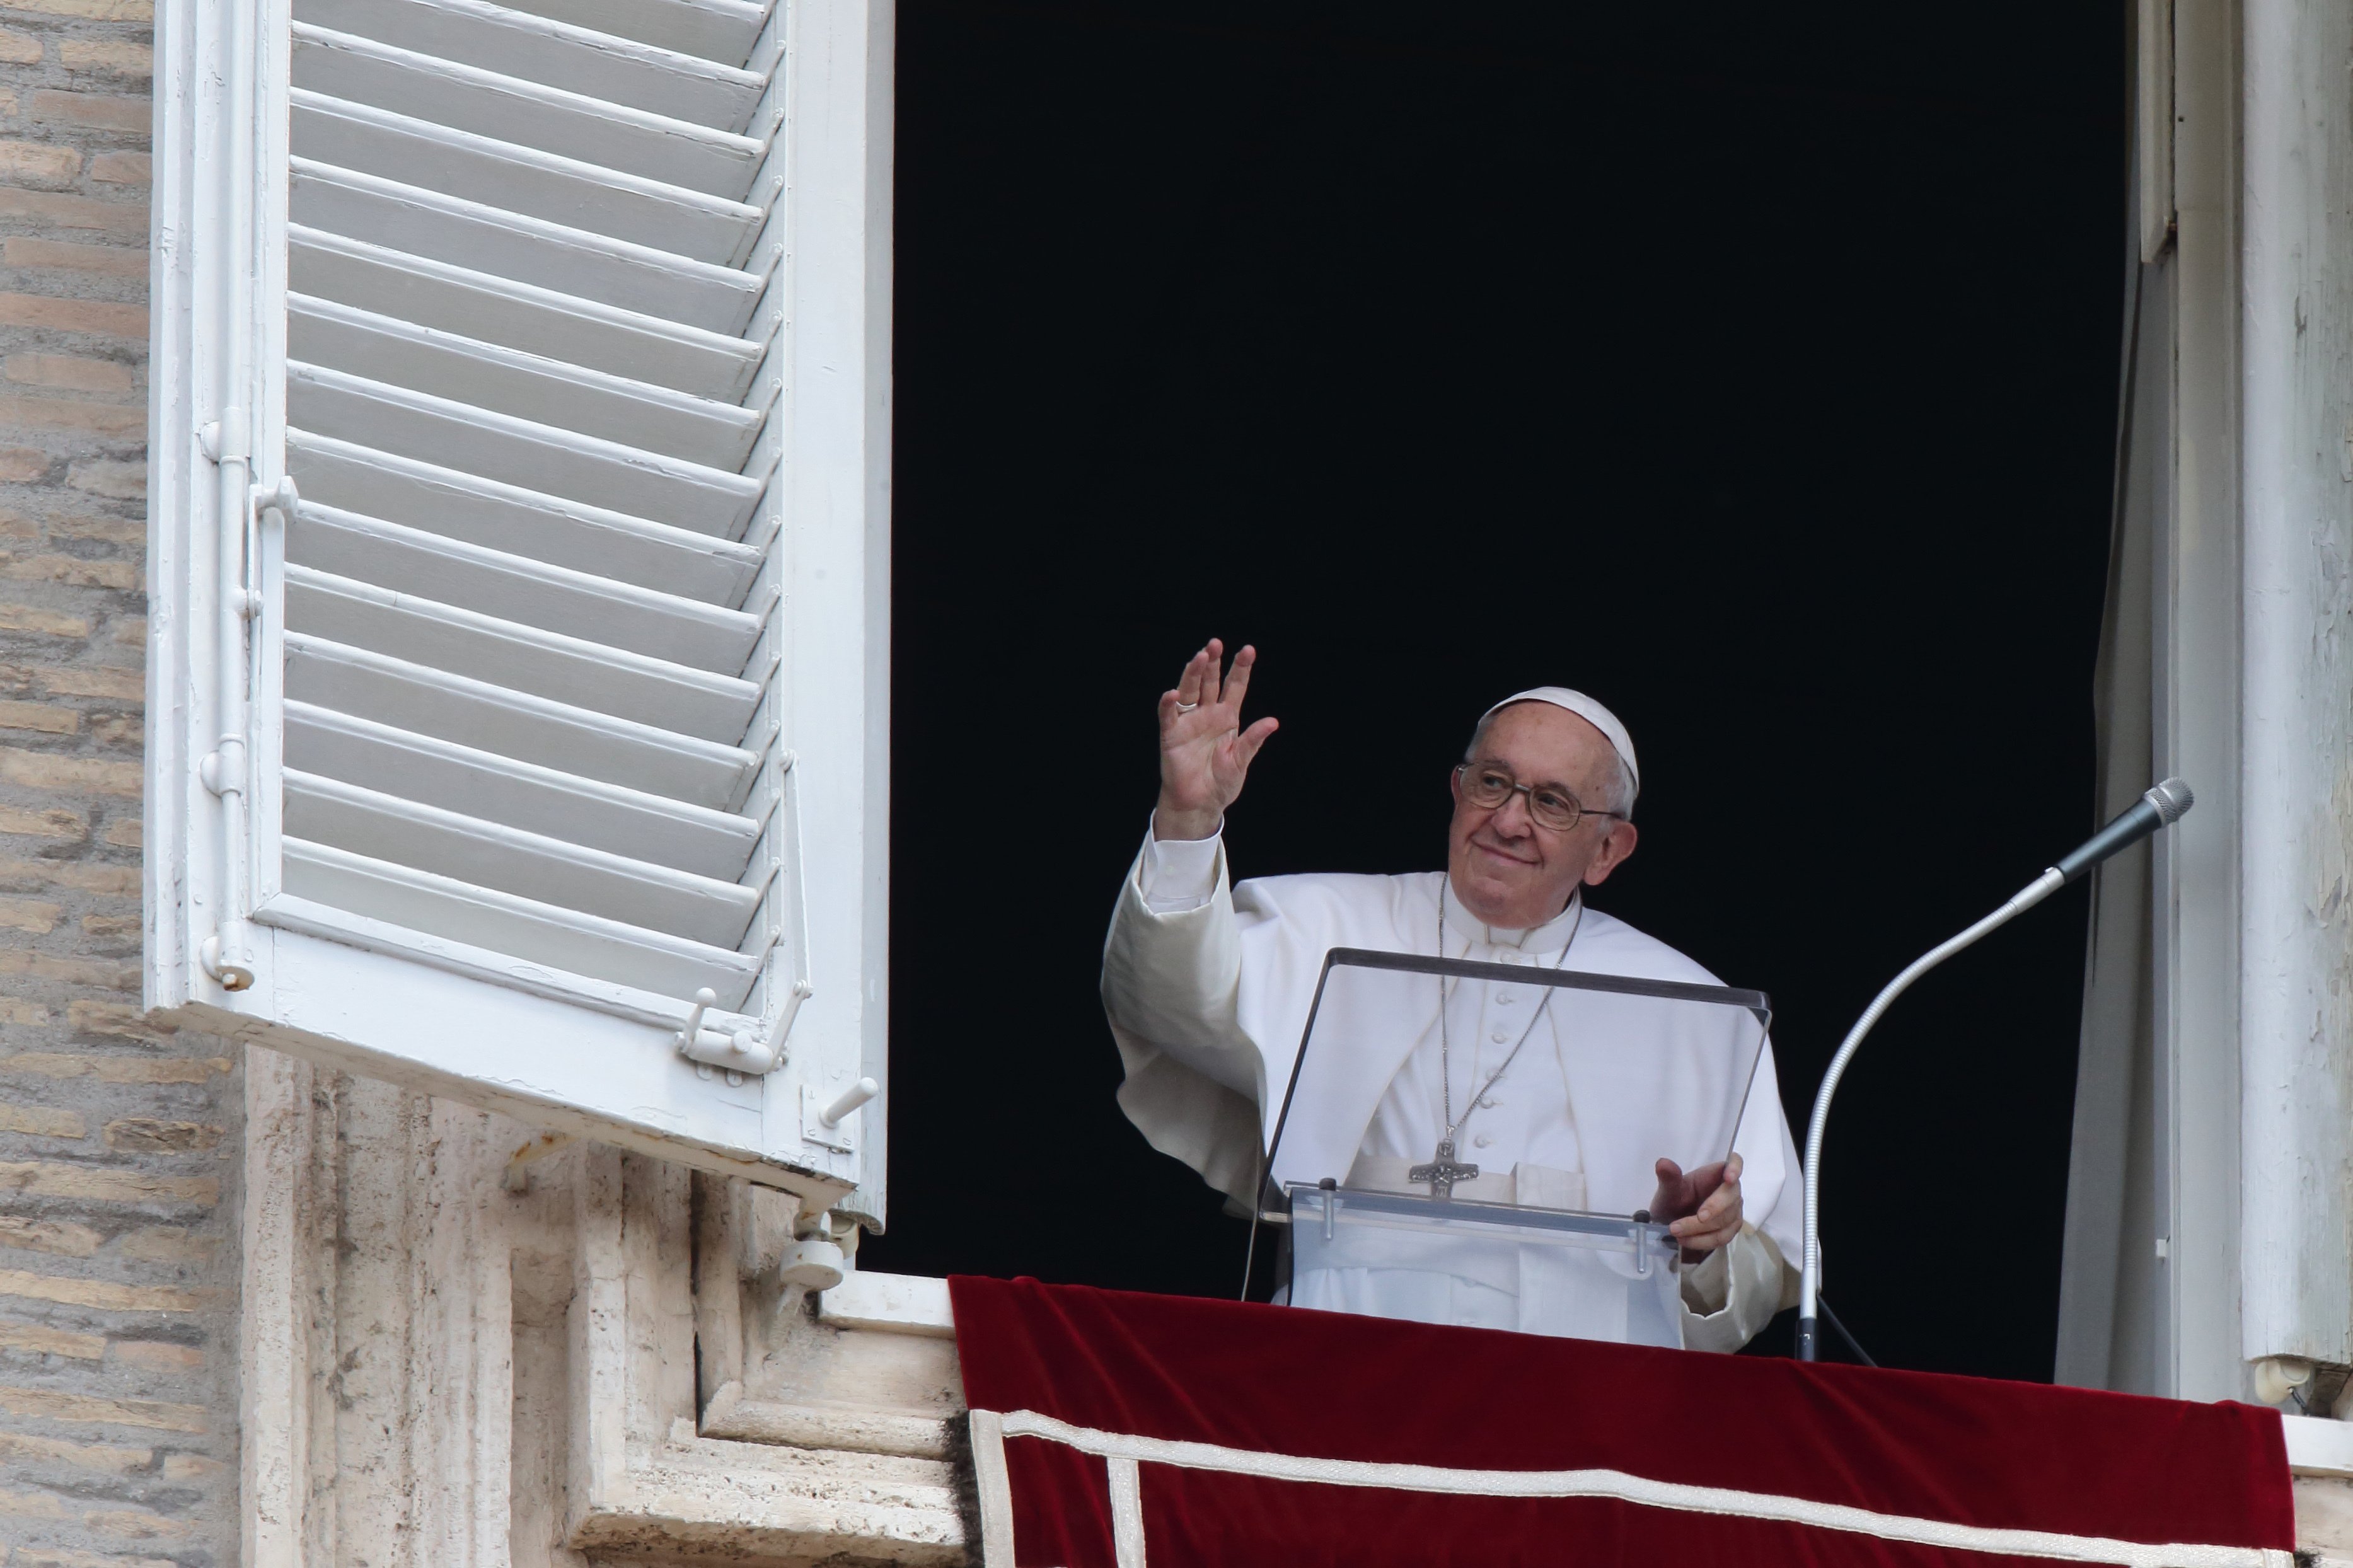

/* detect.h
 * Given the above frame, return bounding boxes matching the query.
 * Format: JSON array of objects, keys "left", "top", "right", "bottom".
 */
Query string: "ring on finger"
[{"left": 1175, "top": 700, "right": 1198, "bottom": 713}]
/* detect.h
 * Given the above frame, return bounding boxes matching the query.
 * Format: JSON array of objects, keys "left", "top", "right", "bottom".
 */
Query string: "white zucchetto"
[{"left": 1479, "top": 687, "right": 1640, "bottom": 798}]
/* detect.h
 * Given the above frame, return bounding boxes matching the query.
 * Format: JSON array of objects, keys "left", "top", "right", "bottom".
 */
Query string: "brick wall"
[{"left": 0, "top": 0, "right": 243, "bottom": 1564}]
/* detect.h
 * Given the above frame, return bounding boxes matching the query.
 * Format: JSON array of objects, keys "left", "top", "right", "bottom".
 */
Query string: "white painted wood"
[
  {"left": 285, "top": 700, "right": 759, "bottom": 877},
  {"left": 284, "top": 566, "right": 760, "bottom": 740},
  {"left": 289, "top": 292, "right": 765, "bottom": 469},
  {"left": 285, "top": 502, "right": 760, "bottom": 670},
  {"left": 249, "top": 0, "right": 298, "bottom": 965},
  {"left": 280, "top": 844, "right": 765, "bottom": 1004},
  {"left": 158, "top": 0, "right": 888, "bottom": 1199},
  {"left": 2240, "top": 0, "right": 2353, "bottom": 1371},
  {"left": 286, "top": 768, "right": 763, "bottom": 945},
  {"left": 143, "top": 0, "right": 213, "bottom": 1016},
  {"left": 492, "top": 0, "right": 768, "bottom": 70},
  {"left": 287, "top": 432, "right": 761, "bottom": 607},
  {"left": 289, "top": 226, "right": 760, "bottom": 400},
  {"left": 291, "top": 90, "right": 762, "bottom": 263},
  {"left": 207, "top": 928, "right": 824, "bottom": 1185},
  {"left": 291, "top": 161, "right": 763, "bottom": 331},
  {"left": 296, "top": 0, "right": 766, "bottom": 129},
  {"left": 2154, "top": 0, "right": 2243, "bottom": 1404},
  {"left": 292, "top": 24, "right": 763, "bottom": 199},
  {"left": 756, "top": 0, "right": 892, "bottom": 1217},
  {"left": 284, "top": 633, "right": 756, "bottom": 809},
  {"left": 288, "top": 363, "right": 762, "bottom": 532}
]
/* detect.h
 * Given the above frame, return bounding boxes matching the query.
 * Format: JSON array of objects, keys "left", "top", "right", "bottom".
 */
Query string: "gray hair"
[{"left": 1462, "top": 709, "right": 1639, "bottom": 819}]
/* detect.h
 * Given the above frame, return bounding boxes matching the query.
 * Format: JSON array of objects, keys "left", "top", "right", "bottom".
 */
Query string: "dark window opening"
[{"left": 870, "top": 0, "right": 2124, "bottom": 1384}]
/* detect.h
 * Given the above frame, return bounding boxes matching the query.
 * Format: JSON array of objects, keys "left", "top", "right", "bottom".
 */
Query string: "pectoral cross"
[{"left": 1408, "top": 1139, "right": 1479, "bottom": 1200}]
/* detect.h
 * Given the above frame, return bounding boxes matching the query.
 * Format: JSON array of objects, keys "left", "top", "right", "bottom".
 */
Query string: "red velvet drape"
[{"left": 949, "top": 1276, "right": 2294, "bottom": 1567}]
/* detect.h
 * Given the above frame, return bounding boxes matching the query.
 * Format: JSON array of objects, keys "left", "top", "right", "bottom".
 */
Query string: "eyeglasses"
[{"left": 1454, "top": 763, "right": 1626, "bottom": 834}]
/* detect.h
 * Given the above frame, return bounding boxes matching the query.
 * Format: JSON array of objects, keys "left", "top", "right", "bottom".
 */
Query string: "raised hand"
[
  {"left": 1649, "top": 1153, "right": 1744, "bottom": 1259},
  {"left": 1154, "top": 639, "right": 1279, "bottom": 841}
]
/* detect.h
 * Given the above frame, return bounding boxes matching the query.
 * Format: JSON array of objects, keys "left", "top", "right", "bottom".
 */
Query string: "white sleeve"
[
  {"left": 1677, "top": 1225, "right": 1793, "bottom": 1354},
  {"left": 1101, "top": 826, "right": 1266, "bottom": 1208},
  {"left": 1140, "top": 823, "right": 1223, "bottom": 912}
]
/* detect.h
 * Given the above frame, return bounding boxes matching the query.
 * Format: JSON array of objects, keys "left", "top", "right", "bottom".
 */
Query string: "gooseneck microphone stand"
[{"left": 1795, "top": 780, "right": 2195, "bottom": 1363}]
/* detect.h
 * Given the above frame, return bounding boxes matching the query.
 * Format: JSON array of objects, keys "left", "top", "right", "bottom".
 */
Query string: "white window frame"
[{"left": 146, "top": 0, "right": 893, "bottom": 1216}]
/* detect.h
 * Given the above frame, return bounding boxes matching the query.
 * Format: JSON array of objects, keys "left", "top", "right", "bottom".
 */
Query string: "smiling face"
[{"left": 1446, "top": 701, "right": 1641, "bottom": 929}]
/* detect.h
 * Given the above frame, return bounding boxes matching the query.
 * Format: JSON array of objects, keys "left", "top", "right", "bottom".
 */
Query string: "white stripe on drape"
[
  {"left": 1107, "top": 1455, "right": 1147, "bottom": 1567},
  {"left": 974, "top": 1407, "right": 2291, "bottom": 1568},
  {"left": 967, "top": 1410, "right": 1019, "bottom": 1566}
]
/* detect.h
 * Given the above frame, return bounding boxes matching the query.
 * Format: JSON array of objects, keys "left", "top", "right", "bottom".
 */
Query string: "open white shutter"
[{"left": 147, "top": 0, "right": 891, "bottom": 1216}]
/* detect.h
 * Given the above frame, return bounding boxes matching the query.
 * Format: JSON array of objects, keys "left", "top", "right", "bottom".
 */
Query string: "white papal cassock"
[{"left": 1101, "top": 826, "right": 1803, "bottom": 1353}]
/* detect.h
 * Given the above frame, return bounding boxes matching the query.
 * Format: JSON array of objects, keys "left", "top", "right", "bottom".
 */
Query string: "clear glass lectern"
[{"left": 1261, "top": 948, "right": 1771, "bottom": 1348}]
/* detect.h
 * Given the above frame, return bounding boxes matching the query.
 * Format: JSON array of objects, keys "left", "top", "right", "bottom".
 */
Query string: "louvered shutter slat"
[
  {"left": 301, "top": 0, "right": 768, "bottom": 127},
  {"left": 289, "top": 229, "right": 762, "bottom": 400},
  {"left": 286, "top": 434, "right": 762, "bottom": 606},
  {"left": 284, "top": 505, "right": 761, "bottom": 669},
  {"left": 288, "top": 296, "right": 765, "bottom": 468},
  {"left": 287, "top": 364, "right": 763, "bottom": 529},
  {"left": 285, "top": 568, "right": 761, "bottom": 739},
  {"left": 292, "top": 27, "right": 765, "bottom": 199},
  {"left": 292, "top": 93, "right": 763, "bottom": 262},
  {"left": 265, "top": 0, "right": 804, "bottom": 1008},
  {"left": 291, "top": 163, "right": 763, "bottom": 330},
  {"left": 490, "top": 0, "right": 768, "bottom": 69},
  {"left": 157, "top": 0, "right": 887, "bottom": 1202},
  {"left": 284, "top": 770, "right": 761, "bottom": 945},
  {"left": 279, "top": 840, "right": 765, "bottom": 1005},
  {"left": 284, "top": 702, "right": 759, "bottom": 878},
  {"left": 283, "top": 635, "right": 758, "bottom": 810}
]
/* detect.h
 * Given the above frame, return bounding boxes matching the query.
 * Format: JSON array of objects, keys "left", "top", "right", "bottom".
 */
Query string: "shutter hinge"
[
  {"left": 198, "top": 407, "right": 250, "bottom": 464},
  {"left": 197, "top": 412, "right": 267, "bottom": 995},
  {"left": 199, "top": 931, "right": 255, "bottom": 992}
]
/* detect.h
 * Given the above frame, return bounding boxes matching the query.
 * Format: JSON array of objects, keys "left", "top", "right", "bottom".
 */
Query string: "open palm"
[{"left": 1155, "top": 639, "right": 1280, "bottom": 841}]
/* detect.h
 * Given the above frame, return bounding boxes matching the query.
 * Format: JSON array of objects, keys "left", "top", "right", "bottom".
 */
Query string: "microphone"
[
  {"left": 2053, "top": 779, "right": 2195, "bottom": 884},
  {"left": 1794, "top": 778, "right": 2195, "bottom": 1363}
]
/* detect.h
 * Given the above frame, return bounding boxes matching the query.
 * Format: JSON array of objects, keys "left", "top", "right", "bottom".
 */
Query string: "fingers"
[
  {"left": 1174, "top": 646, "right": 1208, "bottom": 711},
  {"left": 1222, "top": 644, "right": 1258, "bottom": 714},
  {"left": 1669, "top": 1175, "right": 1743, "bottom": 1249},
  {"left": 1674, "top": 1218, "right": 1742, "bottom": 1254},
  {"left": 1171, "top": 640, "right": 1265, "bottom": 731},
  {"left": 1691, "top": 1177, "right": 1740, "bottom": 1228},
  {"left": 1235, "top": 715, "right": 1280, "bottom": 770}
]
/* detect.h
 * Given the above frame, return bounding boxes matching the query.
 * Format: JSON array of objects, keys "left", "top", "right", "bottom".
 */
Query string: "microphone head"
[{"left": 2144, "top": 777, "right": 2194, "bottom": 824}]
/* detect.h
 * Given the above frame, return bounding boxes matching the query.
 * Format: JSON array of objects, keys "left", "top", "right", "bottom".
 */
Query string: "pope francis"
[{"left": 1099, "top": 640, "right": 1803, "bottom": 1352}]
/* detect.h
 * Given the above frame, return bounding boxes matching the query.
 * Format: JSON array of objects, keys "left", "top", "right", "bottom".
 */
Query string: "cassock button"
[
  {"left": 1474, "top": 1134, "right": 1496, "bottom": 1148},
  {"left": 1496, "top": 991, "right": 1517, "bottom": 1005},
  {"left": 1479, "top": 1096, "right": 1499, "bottom": 1110},
  {"left": 1489, "top": 1030, "right": 1508, "bottom": 1044}
]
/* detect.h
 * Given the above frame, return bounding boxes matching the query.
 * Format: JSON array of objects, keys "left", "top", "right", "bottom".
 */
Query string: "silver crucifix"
[{"left": 1408, "top": 1139, "right": 1479, "bottom": 1200}]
